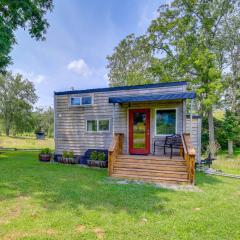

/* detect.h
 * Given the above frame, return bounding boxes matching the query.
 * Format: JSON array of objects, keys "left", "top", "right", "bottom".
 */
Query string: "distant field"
[
  {"left": 0, "top": 135, "right": 54, "bottom": 150},
  {"left": 212, "top": 148, "right": 240, "bottom": 175}
]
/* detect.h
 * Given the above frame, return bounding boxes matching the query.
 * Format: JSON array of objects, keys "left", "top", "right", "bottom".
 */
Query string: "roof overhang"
[{"left": 109, "top": 92, "right": 196, "bottom": 104}]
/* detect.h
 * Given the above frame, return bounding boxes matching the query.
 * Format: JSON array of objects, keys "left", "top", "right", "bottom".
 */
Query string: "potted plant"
[
  {"left": 60, "top": 150, "right": 76, "bottom": 164},
  {"left": 39, "top": 148, "right": 52, "bottom": 162},
  {"left": 87, "top": 151, "right": 107, "bottom": 167}
]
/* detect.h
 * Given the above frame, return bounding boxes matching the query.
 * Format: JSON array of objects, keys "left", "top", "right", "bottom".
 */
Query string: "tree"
[
  {"left": 33, "top": 107, "right": 54, "bottom": 137},
  {"left": 0, "top": 0, "right": 53, "bottom": 72},
  {"left": 0, "top": 72, "right": 38, "bottom": 135},
  {"left": 222, "top": 110, "right": 240, "bottom": 155},
  {"left": 107, "top": 34, "right": 155, "bottom": 86},
  {"left": 147, "top": 1, "right": 238, "bottom": 156}
]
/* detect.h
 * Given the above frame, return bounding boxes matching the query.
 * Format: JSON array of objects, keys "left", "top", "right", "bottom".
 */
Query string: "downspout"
[
  {"left": 190, "top": 99, "right": 193, "bottom": 137},
  {"left": 112, "top": 103, "right": 115, "bottom": 136}
]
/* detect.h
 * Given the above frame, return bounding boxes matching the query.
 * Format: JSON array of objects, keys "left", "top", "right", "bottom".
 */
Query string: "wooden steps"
[{"left": 111, "top": 154, "right": 190, "bottom": 184}]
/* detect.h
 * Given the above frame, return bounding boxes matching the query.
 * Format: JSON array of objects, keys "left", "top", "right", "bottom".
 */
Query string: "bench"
[{"left": 153, "top": 134, "right": 182, "bottom": 159}]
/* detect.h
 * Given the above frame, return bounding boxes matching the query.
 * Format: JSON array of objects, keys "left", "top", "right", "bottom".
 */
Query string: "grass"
[
  {"left": 0, "top": 135, "right": 54, "bottom": 150},
  {"left": 0, "top": 151, "right": 240, "bottom": 239},
  {"left": 211, "top": 148, "right": 240, "bottom": 175}
]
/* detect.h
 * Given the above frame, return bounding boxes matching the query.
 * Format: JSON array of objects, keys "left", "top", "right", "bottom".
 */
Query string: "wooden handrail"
[
  {"left": 181, "top": 133, "right": 196, "bottom": 184},
  {"left": 108, "top": 133, "right": 124, "bottom": 176}
]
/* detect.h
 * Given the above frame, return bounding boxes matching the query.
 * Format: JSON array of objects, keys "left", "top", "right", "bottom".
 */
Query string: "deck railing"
[
  {"left": 180, "top": 133, "right": 196, "bottom": 184},
  {"left": 108, "top": 133, "right": 124, "bottom": 176}
]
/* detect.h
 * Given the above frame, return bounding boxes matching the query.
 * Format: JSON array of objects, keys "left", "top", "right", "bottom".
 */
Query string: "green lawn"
[
  {"left": 0, "top": 135, "right": 54, "bottom": 150},
  {"left": 0, "top": 152, "right": 240, "bottom": 239},
  {"left": 212, "top": 149, "right": 240, "bottom": 175}
]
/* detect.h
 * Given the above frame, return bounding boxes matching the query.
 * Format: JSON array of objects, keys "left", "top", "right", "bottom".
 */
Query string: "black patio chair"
[{"left": 153, "top": 134, "right": 182, "bottom": 159}]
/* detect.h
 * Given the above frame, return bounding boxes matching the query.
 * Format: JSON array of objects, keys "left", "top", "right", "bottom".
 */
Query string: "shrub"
[
  {"left": 69, "top": 151, "right": 74, "bottom": 159},
  {"left": 90, "top": 151, "right": 97, "bottom": 160},
  {"left": 40, "top": 148, "right": 52, "bottom": 155},
  {"left": 97, "top": 152, "right": 105, "bottom": 161},
  {"left": 63, "top": 150, "right": 68, "bottom": 159}
]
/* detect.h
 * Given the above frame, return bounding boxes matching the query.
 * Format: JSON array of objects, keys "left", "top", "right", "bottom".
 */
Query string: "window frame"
[
  {"left": 155, "top": 108, "right": 177, "bottom": 136},
  {"left": 69, "top": 97, "right": 81, "bottom": 106},
  {"left": 69, "top": 95, "right": 93, "bottom": 107},
  {"left": 82, "top": 96, "right": 93, "bottom": 106},
  {"left": 86, "top": 119, "right": 110, "bottom": 133},
  {"left": 86, "top": 119, "right": 98, "bottom": 132}
]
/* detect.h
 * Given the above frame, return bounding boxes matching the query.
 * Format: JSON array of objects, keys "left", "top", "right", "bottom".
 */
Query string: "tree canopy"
[
  {"left": 0, "top": 72, "right": 38, "bottom": 135},
  {"left": 106, "top": 0, "right": 240, "bottom": 155},
  {"left": 0, "top": 0, "right": 53, "bottom": 72}
]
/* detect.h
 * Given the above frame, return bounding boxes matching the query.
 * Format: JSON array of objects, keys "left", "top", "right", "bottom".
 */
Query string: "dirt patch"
[
  {"left": 2, "top": 228, "right": 57, "bottom": 240},
  {"left": 93, "top": 227, "right": 105, "bottom": 239},
  {"left": 2, "top": 231, "right": 29, "bottom": 240},
  {"left": 75, "top": 224, "right": 86, "bottom": 233}
]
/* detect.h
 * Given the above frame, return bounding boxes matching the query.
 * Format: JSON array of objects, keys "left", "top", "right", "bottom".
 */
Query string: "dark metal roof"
[
  {"left": 109, "top": 92, "right": 196, "bottom": 103},
  {"left": 54, "top": 81, "right": 187, "bottom": 95}
]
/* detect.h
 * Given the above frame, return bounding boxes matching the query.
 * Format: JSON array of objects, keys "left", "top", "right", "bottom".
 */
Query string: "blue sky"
[{"left": 10, "top": 0, "right": 163, "bottom": 107}]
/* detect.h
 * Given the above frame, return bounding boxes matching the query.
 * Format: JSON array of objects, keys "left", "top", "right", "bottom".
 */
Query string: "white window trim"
[
  {"left": 86, "top": 120, "right": 98, "bottom": 133},
  {"left": 69, "top": 97, "right": 81, "bottom": 107},
  {"left": 86, "top": 119, "right": 111, "bottom": 133},
  {"left": 69, "top": 95, "right": 93, "bottom": 107},
  {"left": 155, "top": 108, "right": 177, "bottom": 136},
  {"left": 82, "top": 96, "right": 93, "bottom": 106}
]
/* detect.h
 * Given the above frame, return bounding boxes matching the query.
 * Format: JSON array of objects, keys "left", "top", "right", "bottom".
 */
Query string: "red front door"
[{"left": 129, "top": 109, "right": 150, "bottom": 155}]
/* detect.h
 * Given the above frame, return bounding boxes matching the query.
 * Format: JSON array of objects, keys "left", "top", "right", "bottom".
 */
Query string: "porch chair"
[{"left": 153, "top": 134, "right": 182, "bottom": 159}]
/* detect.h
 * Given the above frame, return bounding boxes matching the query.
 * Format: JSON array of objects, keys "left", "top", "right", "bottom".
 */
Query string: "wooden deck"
[{"left": 108, "top": 133, "right": 196, "bottom": 185}]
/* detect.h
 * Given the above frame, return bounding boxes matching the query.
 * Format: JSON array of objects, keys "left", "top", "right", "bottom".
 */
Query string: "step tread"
[
  {"left": 111, "top": 173, "right": 190, "bottom": 183},
  {"left": 116, "top": 159, "right": 186, "bottom": 166},
  {"left": 118, "top": 154, "right": 183, "bottom": 161},
  {"left": 115, "top": 162, "right": 187, "bottom": 170},
  {"left": 114, "top": 167, "right": 188, "bottom": 175}
]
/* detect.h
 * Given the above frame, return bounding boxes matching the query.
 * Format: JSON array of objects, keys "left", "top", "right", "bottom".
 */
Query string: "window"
[
  {"left": 155, "top": 109, "right": 176, "bottom": 135},
  {"left": 98, "top": 120, "right": 110, "bottom": 131},
  {"left": 82, "top": 96, "right": 92, "bottom": 105},
  {"left": 70, "top": 97, "right": 81, "bottom": 106},
  {"left": 70, "top": 96, "right": 93, "bottom": 106},
  {"left": 86, "top": 119, "right": 110, "bottom": 132},
  {"left": 87, "top": 120, "right": 97, "bottom": 132}
]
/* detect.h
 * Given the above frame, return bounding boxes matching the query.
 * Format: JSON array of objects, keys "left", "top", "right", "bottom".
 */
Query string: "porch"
[{"left": 108, "top": 133, "right": 196, "bottom": 185}]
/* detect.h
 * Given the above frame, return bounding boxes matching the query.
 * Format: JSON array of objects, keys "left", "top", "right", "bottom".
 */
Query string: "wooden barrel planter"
[{"left": 39, "top": 154, "right": 52, "bottom": 162}]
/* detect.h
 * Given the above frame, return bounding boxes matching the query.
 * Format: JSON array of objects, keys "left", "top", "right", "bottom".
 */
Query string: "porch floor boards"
[{"left": 111, "top": 154, "right": 190, "bottom": 185}]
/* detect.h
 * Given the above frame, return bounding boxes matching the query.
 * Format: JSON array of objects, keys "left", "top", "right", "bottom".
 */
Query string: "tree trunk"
[
  {"left": 228, "top": 140, "right": 233, "bottom": 155},
  {"left": 207, "top": 108, "right": 216, "bottom": 157},
  {"left": 5, "top": 127, "right": 10, "bottom": 136}
]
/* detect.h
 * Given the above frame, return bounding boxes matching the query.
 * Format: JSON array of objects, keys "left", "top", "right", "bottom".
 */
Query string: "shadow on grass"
[
  {"left": 195, "top": 172, "right": 223, "bottom": 186},
  {"left": 0, "top": 152, "right": 174, "bottom": 218}
]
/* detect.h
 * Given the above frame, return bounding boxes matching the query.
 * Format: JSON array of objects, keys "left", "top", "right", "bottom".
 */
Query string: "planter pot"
[
  {"left": 59, "top": 157, "right": 77, "bottom": 164},
  {"left": 87, "top": 160, "right": 107, "bottom": 168},
  {"left": 39, "top": 154, "right": 52, "bottom": 162}
]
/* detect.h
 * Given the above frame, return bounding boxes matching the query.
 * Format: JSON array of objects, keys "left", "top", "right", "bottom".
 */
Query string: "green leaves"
[{"left": 0, "top": 0, "right": 53, "bottom": 71}]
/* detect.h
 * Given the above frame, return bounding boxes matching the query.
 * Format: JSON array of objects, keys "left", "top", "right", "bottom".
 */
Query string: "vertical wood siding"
[{"left": 186, "top": 118, "right": 202, "bottom": 162}]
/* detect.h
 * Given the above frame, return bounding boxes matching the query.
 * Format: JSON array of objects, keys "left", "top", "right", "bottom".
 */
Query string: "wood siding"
[
  {"left": 186, "top": 118, "right": 202, "bottom": 162},
  {"left": 54, "top": 85, "right": 188, "bottom": 156}
]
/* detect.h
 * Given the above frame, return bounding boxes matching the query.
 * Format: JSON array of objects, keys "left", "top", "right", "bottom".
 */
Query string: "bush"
[
  {"left": 40, "top": 148, "right": 52, "bottom": 155},
  {"left": 90, "top": 151, "right": 97, "bottom": 160},
  {"left": 97, "top": 152, "right": 105, "bottom": 161},
  {"left": 62, "top": 150, "right": 75, "bottom": 159}
]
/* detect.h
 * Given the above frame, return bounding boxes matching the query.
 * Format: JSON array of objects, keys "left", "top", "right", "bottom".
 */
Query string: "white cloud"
[
  {"left": 67, "top": 59, "right": 92, "bottom": 77},
  {"left": 12, "top": 68, "right": 45, "bottom": 84}
]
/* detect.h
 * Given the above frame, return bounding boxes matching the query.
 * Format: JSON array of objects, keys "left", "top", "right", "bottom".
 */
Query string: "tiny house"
[{"left": 54, "top": 81, "right": 201, "bottom": 184}]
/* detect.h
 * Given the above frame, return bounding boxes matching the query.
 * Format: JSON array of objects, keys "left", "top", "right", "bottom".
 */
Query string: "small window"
[
  {"left": 70, "top": 97, "right": 81, "bottom": 106},
  {"left": 82, "top": 96, "right": 92, "bottom": 105},
  {"left": 87, "top": 120, "right": 97, "bottom": 132},
  {"left": 156, "top": 109, "right": 176, "bottom": 135},
  {"left": 98, "top": 120, "right": 110, "bottom": 132}
]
